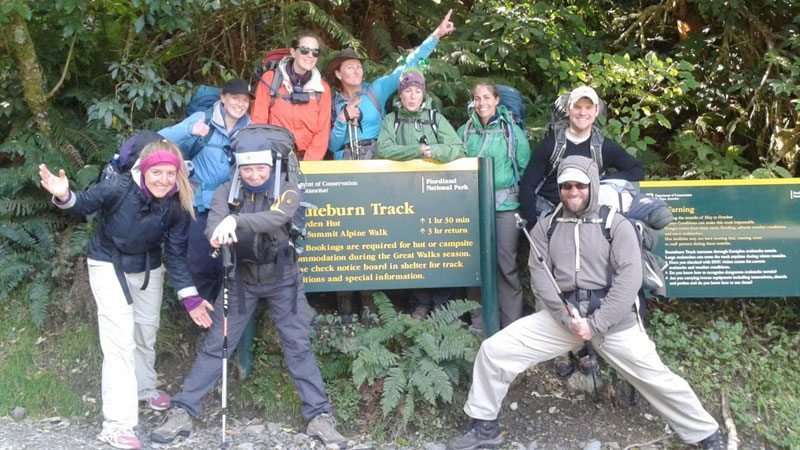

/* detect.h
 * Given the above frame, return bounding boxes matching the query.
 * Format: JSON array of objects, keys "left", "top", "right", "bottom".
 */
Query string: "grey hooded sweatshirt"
[{"left": 529, "top": 155, "right": 642, "bottom": 336}]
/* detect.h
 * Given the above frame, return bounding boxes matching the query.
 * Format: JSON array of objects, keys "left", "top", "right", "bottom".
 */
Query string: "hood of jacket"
[{"left": 556, "top": 155, "right": 600, "bottom": 219}]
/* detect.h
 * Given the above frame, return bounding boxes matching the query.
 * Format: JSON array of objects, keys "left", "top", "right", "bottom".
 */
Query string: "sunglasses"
[
  {"left": 296, "top": 46, "right": 320, "bottom": 57},
  {"left": 559, "top": 182, "right": 589, "bottom": 191}
]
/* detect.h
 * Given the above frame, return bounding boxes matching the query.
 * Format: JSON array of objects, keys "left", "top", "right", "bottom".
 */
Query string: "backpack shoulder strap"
[
  {"left": 598, "top": 204, "right": 614, "bottom": 243},
  {"left": 364, "top": 86, "right": 384, "bottom": 118},
  {"left": 505, "top": 121, "right": 520, "bottom": 185},
  {"left": 429, "top": 109, "right": 439, "bottom": 141},
  {"left": 589, "top": 124, "right": 604, "bottom": 172},
  {"left": 461, "top": 121, "right": 475, "bottom": 144},
  {"left": 545, "top": 203, "right": 564, "bottom": 242},
  {"left": 536, "top": 123, "right": 568, "bottom": 195}
]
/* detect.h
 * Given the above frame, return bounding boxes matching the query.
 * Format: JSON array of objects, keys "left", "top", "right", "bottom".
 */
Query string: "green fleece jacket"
[
  {"left": 457, "top": 105, "right": 531, "bottom": 211},
  {"left": 376, "top": 98, "right": 465, "bottom": 162}
]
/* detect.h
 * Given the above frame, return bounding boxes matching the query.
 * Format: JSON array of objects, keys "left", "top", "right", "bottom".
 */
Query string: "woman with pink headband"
[{"left": 39, "top": 138, "right": 201, "bottom": 450}]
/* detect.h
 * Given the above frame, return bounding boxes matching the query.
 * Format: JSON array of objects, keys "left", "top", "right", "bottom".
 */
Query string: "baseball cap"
[
  {"left": 557, "top": 167, "right": 591, "bottom": 185},
  {"left": 221, "top": 79, "right": 254, "bottom": 98},
  {"left": 568, "top": 86, "right": 599, "bottom": 108}
]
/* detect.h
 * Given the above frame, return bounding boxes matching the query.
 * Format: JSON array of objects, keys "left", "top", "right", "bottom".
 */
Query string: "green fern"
[
  {"left": 380, "top": 366, "right": 407, "bottom": 415},
  {"left": 28, "top": 273, "right": 53, "bottom": 328}
]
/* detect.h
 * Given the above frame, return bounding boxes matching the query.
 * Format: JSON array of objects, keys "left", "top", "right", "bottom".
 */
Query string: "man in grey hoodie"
[{"left": 447, "top": 156, "right": 724, "bottom": 450}]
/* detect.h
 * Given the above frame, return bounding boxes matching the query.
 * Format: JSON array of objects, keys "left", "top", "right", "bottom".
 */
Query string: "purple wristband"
[
  {"left": 182, "top": 295, "right": 204, "bottom": 312},
  {"left": 53, "top": 191, "right": 72, "bottom": 205}
]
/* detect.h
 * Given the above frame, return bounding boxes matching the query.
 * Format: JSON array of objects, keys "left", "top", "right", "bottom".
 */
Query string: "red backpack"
[{"left": 255, "top": 48, "right": 320, "bottom": 106}]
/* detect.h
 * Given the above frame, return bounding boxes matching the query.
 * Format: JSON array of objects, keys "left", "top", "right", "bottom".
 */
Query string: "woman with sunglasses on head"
[
  {"left": 38, "top": 139, "right": 202, "bottom": 450},
  {"left": 252, "top": 32, "right": 331, "bottom": 161},
  {"left": 458, "top": 80, "right": 531, "bottom": 330},
  {"left": 326, "top": 9, "right": 455, "bottom": 160}
]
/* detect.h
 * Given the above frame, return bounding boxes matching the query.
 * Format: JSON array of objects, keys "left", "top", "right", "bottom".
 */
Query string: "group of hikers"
[{"left": 37, "top": 9, "right": 726, "bottom": 450}]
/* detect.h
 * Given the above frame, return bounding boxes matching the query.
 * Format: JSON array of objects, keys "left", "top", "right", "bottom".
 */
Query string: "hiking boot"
[
  {"left": 97, "top": 427, "right": 142, "bottom": 450},
  {"left": 576, "top": 354, "right": 599, "bottom": 375},
  {"left": 700, "top": 430, "right": 725, "bottom": 450},
  {"left": 446, "top": 418, "right": 503, "bottom": 450},
  {"left": 411, "top": 305, "right": 429, "bottom": 320},
  {"left": 554, "top": 354, "right": 575, "bottom": 379},
  {"left": 150, "top": 407, "right": 192, "bottom": 443},
  {"left": 306, "top": 413, "right": 347, "bottom": 448},
  {"left": 144, "top": 390, "right": 171, "bottom": 411}
]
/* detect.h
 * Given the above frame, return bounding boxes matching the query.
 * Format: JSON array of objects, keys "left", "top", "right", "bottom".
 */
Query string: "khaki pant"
[
  {"left": 88, "top": 259, "right": 164, "bottom": 433},
  {"left": 464, "top": 310, "right": 719, "bottom": 444}
]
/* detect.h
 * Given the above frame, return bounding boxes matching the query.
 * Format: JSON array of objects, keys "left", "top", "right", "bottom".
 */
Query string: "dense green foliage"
[{"left": 649, "top": 299, "right": 800, "bottom": 449}]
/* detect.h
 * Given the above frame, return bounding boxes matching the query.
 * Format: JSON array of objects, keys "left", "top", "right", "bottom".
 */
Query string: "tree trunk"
[{"left": 4, "top": 10, "right": 52, "bottom": 137}]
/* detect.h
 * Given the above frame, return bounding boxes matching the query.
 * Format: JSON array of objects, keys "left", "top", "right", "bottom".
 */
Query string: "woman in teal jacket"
[
  {"left": 457, "top": 80, "right": 531, "bottom": 328},
  {"left": 378, "top": 69, "right": 466, "bottom": 319}
]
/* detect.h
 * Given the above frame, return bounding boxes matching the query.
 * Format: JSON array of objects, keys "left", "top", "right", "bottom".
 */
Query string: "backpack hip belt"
[{"left": 562, "top": 288, "right": 609, "bottom": 317}]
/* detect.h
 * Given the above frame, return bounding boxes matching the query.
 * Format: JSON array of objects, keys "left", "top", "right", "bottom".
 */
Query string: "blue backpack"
[
  {"left": 184, "top": 85, "right": 221, "bottom": 160},
  {"left": 495, "top": 84, "right": 526, "bottom": 129}
]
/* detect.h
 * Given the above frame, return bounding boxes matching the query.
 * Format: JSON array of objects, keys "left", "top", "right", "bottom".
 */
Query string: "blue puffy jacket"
[
  {"left": 158, "top": 101, "right": 251, "bottom": 211},
  {"left": 56, "top": 168, "right": 197, "bottom": 299}
]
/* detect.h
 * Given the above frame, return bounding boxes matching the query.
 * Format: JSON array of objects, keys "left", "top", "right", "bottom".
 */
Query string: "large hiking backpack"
[
  {"left": 496, "top": 84, "right": 526, "bottom": 129},
  {"left": 99, "top": 130, "right": 163, "bottom": 182},
  {"left": 546, "top": 179, "right": 673, "bottom": 299},
  {"left": 227, "top": 124, "right": 311, "bottom": 254},
  {"left": 255, "top": 48, "right": 322, "bottom": 107}
]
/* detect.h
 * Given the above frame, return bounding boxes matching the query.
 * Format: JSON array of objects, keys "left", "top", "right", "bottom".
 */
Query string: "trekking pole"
[
  {"left": 219, "top": 245, "right": 232, "bottom": 447},
  {"left": 350, "top": 119, "right": 361, "bottom": 160},
  {"left": 514, "top": 213, "right": 600, "bottom": 402}
]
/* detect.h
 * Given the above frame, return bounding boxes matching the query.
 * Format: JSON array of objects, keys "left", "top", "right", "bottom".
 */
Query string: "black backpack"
[{"left": 227, "top": 124, "right": 311, "bottom": 255}]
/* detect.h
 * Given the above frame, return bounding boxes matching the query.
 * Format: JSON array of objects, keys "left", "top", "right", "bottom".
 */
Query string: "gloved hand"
[{"left": 210, "top": 215, "right": 237, "bottom": 246}]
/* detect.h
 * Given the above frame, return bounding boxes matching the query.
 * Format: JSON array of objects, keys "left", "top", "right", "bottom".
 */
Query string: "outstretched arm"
[{"left": 38, "top": 164, "right": 71, "bottom": 202}]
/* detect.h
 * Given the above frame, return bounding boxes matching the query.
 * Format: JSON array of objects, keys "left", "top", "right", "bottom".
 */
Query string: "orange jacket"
[{"left": 251, "top": 62, "right": 331, "bottom": 160}]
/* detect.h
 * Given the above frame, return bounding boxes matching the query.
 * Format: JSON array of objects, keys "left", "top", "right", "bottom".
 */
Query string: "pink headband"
[{"left": 140, "top": 151, "right": 181, "bottom": 173}]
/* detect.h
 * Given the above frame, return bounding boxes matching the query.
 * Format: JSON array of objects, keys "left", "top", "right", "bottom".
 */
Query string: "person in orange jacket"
[{"left": 251, "top": 32, "right": 331, "bottom": 160}]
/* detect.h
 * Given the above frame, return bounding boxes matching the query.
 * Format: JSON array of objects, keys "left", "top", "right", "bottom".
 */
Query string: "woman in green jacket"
[
  {"left": 377, "top": 69, "right": 466, "bottom": 319},
  {"left": 457, "top": 80, "right": 531, "bottom": 329},
  {"left": 377, "top": 69, "right": 464, "bottom": 163}
]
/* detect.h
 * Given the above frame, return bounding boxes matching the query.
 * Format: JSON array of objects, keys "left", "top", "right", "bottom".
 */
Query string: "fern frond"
[
  {"left": 409, "top": 358, "right": 453, "bottom": 404},
  {"left": 380, "top": 366, "right": 406, "bottom": 417},
  {"left": 23, "top": 219, "right": 56, "bottom": 256},
  {"left": 0, "top": 254, "right": 35, "bottom": 298},
  {"left": 28, "top": 273, "right": 52, "bottom": 328},
  {"left": 352, "top": 342, "right": 399, "bottom": 386},
  {"left": 400, "top": 389, "right": 415, "bottom": 424},
  {"left": 0, "top": 198, "right": 51, "bottom": 217},
  {"left": 0, "top": 220, "right": 37, "bottom": 247}
]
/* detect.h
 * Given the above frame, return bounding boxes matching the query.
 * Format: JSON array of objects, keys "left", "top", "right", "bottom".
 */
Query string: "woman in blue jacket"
[
  {"left": 158, "top": 79, "right": 252, "bottom": 303},
  {"left": 326, "top": 9, "right": 455, "bottom": 160},
  {"left": 39, "top": 139, "right": 204, "bottom": 450}
]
